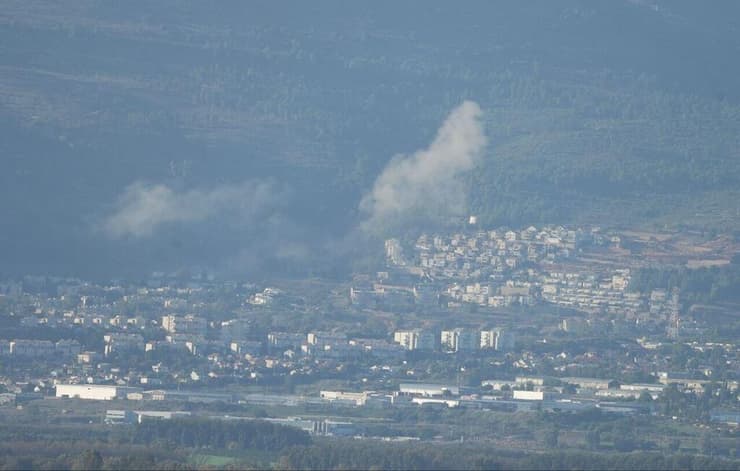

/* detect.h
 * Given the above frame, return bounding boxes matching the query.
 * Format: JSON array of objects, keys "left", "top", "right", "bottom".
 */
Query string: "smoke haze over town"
[{"left": 1, "top": 2, "right": 740, "bottom": 469}]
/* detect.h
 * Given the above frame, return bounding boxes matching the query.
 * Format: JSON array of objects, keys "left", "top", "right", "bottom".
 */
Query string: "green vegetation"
[
  {"left": 278, "top": 439, "right": 740, "bottom": 470},
  {"left": 132, "top": 417, "right": 310, "bottom": 450},
  {"left": 0, "top": 405, "right": 738, "bottom": 470},
  {"left": 189, "top": 454, "right": 238, "bottom": 468},
  {"left": 630, "top": 264, "right": 740, "bottom": 304},
  {"left": 2, "top": 2, "right": 740, "bottom": 277}
]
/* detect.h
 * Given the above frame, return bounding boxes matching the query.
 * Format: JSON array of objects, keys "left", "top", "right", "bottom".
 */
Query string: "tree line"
[
  {"left": 277, "top": 439, "right": 740, "bottom": 470},
  {"left": 132, "top": 417, "right": 310, "bottom": 451}
]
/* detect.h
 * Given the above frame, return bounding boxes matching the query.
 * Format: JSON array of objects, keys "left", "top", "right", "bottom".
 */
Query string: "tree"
[
  {"left": 613, "top": 436, "right": 637, "bottom": 452},
  {"left": 667, "top": 438, "right": 681, "bottom": 453},
  {"left": 542, "top": 425, "right": 559, "bottom": 448},
  {"left": 701, "top": 432, "right": 716, "bottom": 456},
  {"left": 585, "top": 430, "right": 601, "bottom": 450},
  {"left": 73, "top": 449, "right": 102, "bottom": 470}
]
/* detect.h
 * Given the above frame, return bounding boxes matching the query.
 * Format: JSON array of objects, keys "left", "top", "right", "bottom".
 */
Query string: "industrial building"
[
  {"left": 399, "top": 383, "right": 459, "bottom": 397},
  {"left": 320, "top": 390, "right": 368, "bottom": 406},
  {"left": 105, "top": 409, "right": 191, "bottom": 424},
  {"left": 264, "top": 417, "right": 356, "bottom": 436},
  {"left": 55, "top": 384, "right": 141, "bottom": 401}
]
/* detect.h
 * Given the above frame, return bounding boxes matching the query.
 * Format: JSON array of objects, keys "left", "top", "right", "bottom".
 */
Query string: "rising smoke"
[
  {"left": 102, "top": 179, "right": 283, "bottom": 239},
  {"left": 98, "top": 101, "right": 487, "bottom": 277},
  {"left": 359, "top": 100, "right": 487, "bottom": 232}
]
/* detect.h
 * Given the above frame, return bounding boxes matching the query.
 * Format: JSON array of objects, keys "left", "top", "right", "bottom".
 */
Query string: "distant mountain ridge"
[{"left": 1, "top": 1, "right": 739, "bottom": 278}]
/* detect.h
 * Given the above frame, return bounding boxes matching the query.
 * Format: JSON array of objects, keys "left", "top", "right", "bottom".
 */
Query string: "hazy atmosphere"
[
  {"left": 1, "top": 2, "right": 740, "bottom": 470},
  {"left": 3, "top": 1, "right": 740, "bottom": 280}
]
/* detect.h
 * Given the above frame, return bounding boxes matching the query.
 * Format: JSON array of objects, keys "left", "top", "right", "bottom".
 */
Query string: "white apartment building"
[
  {"left": 440, "top": 328, "right": 478, "bottom": 352},
  {"left": 161, "top": 314, "right": 207, "bottom": 335},
  {"left": 9, "top": 340, "right": 55, "bottom": 357},
  {"left": 393, "top": 329, "right": 435, "bottom": 351},
  {"left": 103, "top": 333, "right": 145, "bottom": 356}
]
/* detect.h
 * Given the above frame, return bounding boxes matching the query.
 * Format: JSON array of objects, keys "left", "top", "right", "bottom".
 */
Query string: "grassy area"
[{"left": 190, "top": 454, "right": 238, "bottom": 467}]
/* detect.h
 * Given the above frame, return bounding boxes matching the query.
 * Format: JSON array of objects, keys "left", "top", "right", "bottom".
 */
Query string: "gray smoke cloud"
[
  {"left": 360, "top": 100, "right": 487, "bottom": 231},
  {"left": 103, "top": 179, "right": 280, "bottom": 238}
]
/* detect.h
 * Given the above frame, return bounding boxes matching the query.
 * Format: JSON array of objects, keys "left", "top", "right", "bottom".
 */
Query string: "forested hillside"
[{"left": 2, "top": 1, "right": 739, "bottom": 278}]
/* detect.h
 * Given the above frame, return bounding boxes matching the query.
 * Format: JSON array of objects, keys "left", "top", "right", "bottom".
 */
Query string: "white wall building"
[
  {"left": 104, "top": 333, "right": 145, "bottom": 356},
  {"left": 161, "top": 314, "right": 207, "bottom": 335},
  {"left": 399, "top": 383, "right": 459, "bottom": 397},
  {"left": 494, "top": 329, "right": 515, "bottom": 351},
  {"left": 55, "top": 384, "right": 140, "bottom": 401},
  {"left": 441, "top": 328, "right": 477, "bottom": 352},
  {"left": 480, "top": 330, "right": 498, "bottom": 349},
  {"left": 480, "top": 329, "right": 515, "bottom": 351},
  {"left": 320, "top": 390, "right": 368, "bottom": 406},
  {"left": 9, "top": 340, "right": 55, "bottom": 357},
  {"left": 512, "top": 390, "right": 545, "bottom": 401},
  {"left": 393, "top": 329, "right": 435, "bottom": 351},
  {"left": 267, "top": 332, "right": 305, "bottom": 349}
]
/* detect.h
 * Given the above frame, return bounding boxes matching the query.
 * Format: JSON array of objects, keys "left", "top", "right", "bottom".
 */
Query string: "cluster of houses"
[
  {"left": 267, "top": 331, "right": 405, "bottom": 361},
  {"left": 351, "top": 225, "right": 591, "bottom": 310},
  {"left": 411, "top": 225, "right": 587, "bottom": 279},
  {"left": 349, "top": 225, "right": 686, "bottom": 318},
  {"left": 541, "top": 269, "right": 642, "bottom": 315},
  {"left": 4, "top": 276, "right": 265, "bottom": 332},
  {"left": 247, "top": 287, "right": 283, "bottom": 305}
]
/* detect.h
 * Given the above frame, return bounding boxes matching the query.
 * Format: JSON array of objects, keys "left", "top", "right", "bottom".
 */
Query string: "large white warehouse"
[{"left": 55, "top": 384, "right": 139, "bottom": 400}]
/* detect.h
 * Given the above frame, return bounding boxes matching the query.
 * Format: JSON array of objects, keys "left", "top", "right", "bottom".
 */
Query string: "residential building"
[
  {"left": 103, "top": 333, "right": 145, "bottom": 356},
  {"left": 10, "top": 340, "right": 55, "bottom": 357},
  {"left": 161, "top": 314, "right": 207, "bottom": 335},
  {"left": 393, "top": 329, "right": 435, "bottom": 351},
  {"left": 267, "top": 332, "right": 305, "bottom": 350},
  {"left": 440, "top": 328, "right": 478, "bottom": 352}
]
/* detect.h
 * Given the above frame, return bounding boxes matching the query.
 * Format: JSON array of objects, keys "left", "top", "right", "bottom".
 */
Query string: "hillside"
[{"left": 1, "top": 1, "right": 739, "bottom": 278}]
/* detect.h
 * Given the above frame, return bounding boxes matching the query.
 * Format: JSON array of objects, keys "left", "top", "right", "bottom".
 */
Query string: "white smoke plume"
[
  {"left": 360, "top": 100, "right": 486, "bottom": 231},
  {"left": 103, "top": 179, "right": 280, "bottom": 238}
]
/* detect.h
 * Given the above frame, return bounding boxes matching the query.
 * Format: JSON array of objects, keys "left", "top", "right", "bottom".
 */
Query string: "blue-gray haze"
[{"left": 1, "top": 1, "right": 739, "bottom": 279}]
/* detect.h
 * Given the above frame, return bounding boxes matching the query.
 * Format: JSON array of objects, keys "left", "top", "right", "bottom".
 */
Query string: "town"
[{"left": 1, "top": 224, "right": 739, "bottom": 457}]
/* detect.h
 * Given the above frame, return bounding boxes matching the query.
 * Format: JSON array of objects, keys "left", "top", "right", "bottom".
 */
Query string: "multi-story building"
[
  {"left": 393, "top": 329, "right": 435, "bottom": 351},
  {"left": 350, "top": 339, "right": 405, "bottom": 361},
  {"left": 480, "top": 328, "right": 514, "bottom": 351},
  {"left": 480, "top": 329, "right": 497, "bottom": 349},
  {"left": 441, "top": 328, "right": 478, "bottom": 352},
  {"left": 307, "top": 332, "right": 347, "bottom": 347},
  {"left": 161, "top": 314, "right": 207, "bottom": 335},
  {"left": 230, "top": 341, "right": 262, "bottom": 357},
  {"left": 55, "top": 339, "right": 82, "bottom": 357},
  {"left": 385, "top": 239, "right": 406, "bottom": 266},
  {"left": 9, "top": 340, "right": 55, "bottom": 357},
  {"left": 267, "top": 332, "right": 305, "bottom": 350},
  {"left": 494, "top": 329, "right": 515, "bottom": 351},
  {"left": 103, "top": 333, "right": 145, "bottom": 356}
]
